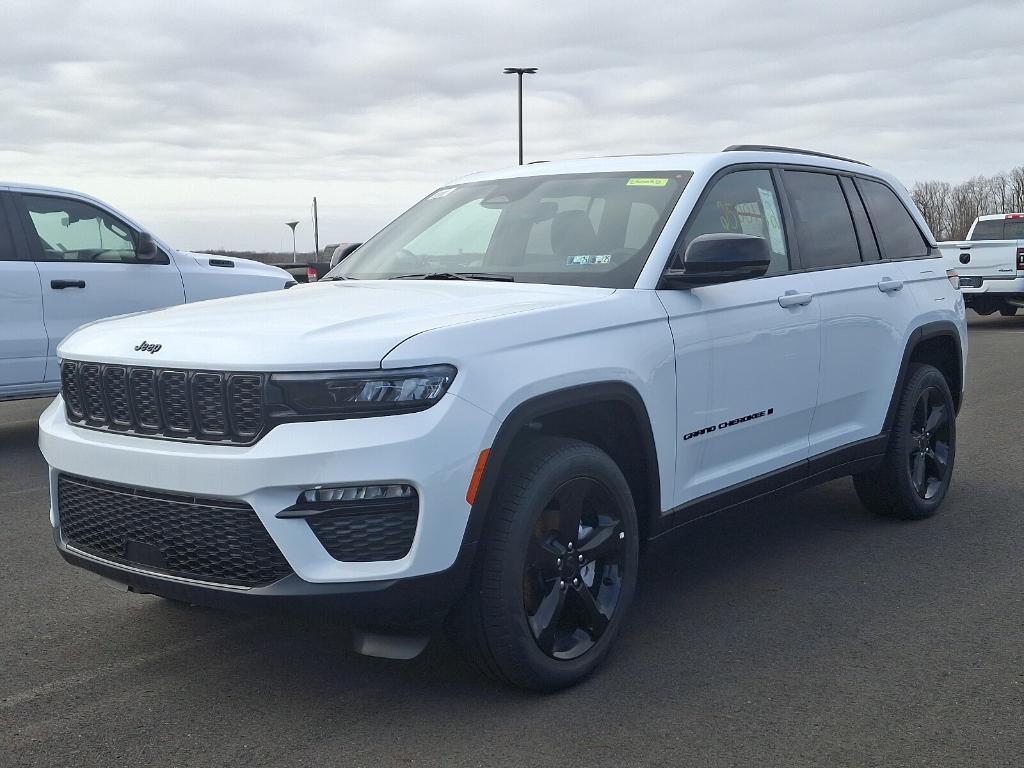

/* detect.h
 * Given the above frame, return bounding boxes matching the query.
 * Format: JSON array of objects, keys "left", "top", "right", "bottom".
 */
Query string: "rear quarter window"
[{"left": 857, "top": 179, "right": 929, "bottom": 258}]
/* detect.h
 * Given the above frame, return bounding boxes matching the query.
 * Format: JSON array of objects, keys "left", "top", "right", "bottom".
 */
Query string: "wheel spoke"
[
  {"left": 573, "top": 582, "right": 610, "bottom": 640},
  {"left": 925, "top": 404, "right": 948, "bottom": 433},
  {"left": 913, "top": 391, "right": 929, "bottom": 432},
  {"left": 577, "top": 520, "right": 624, "bottom": 560},
  {"left": 529, "top": 581, "right": 567, "bottom": 654},
  {"left": 911, "top": 452, "right": 927, "bottom": 493},
  {"left": 554, "top": 479, "right": 587, "bottom": 545},
  {"left": 527, "top": 531, "right": 565, "bottom": 570},
  {"left": 930, "top": 441, "right": 950, "bottom": 475}
]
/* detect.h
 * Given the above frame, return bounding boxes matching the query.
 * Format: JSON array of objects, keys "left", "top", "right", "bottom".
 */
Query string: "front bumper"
[{"left": 39, "top": 393, "right": 496, "bottom": 616}]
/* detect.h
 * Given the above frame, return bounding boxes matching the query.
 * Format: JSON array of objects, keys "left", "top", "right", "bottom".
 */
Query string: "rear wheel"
[
  {"left": 854, "top": 364, "right": 956, "bottom": 519},
  {"left": 450, "top": 437, "right": 639, "bottom": 690},
  {"left": 999, "top": 305, "right": 1018, "bottom": 317}
]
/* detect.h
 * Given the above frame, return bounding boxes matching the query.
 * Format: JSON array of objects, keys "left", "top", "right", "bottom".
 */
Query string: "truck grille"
[
  {"left": 58, "top": 474, "right": 292, "bottom": 588},
  {"left": 60, "top": 360, "right": 265, "bottom": 444}
]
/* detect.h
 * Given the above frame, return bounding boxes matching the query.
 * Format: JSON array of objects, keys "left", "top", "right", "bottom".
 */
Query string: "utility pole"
[
  {"left": 311, "top": 197, "right": 320, "bottom": 259},
  {"left": 503, "top": 67, "right": 538, "bottom": 165},
  {"left": 285, "top": 221, "right": 299, "bottom": 263}
]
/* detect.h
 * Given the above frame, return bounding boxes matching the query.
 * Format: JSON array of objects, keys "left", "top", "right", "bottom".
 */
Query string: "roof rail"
[{"left": 722, "top": 144, "right": 868, "bottom": 167}]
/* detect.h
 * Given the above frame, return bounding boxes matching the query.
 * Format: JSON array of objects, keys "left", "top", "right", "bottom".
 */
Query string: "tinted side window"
[
  {"left": 683, "top": 169, "right": 789, "bottom": 276},
  {"left": 20, "top": 195, "right": 166, "bottom": 265},
  {"left": 857, "top": 179, "right": 929, "bottom": 258},
  {"left": 782, "top": 171, "right": 861, "bottom": 268},
  {"left": 0, "top": 202, "right": 17, "bottom": 261}
]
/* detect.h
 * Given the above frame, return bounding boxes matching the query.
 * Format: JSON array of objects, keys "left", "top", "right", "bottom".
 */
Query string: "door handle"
[
  {"left": 877, "top": 278, "right": 903, "bottom": 293},
  {"left": 778, "top": 290, "right": 813, "bottom": 308},
  {"left": 50, "top": 279, "right": 86, "bottom": 289}
]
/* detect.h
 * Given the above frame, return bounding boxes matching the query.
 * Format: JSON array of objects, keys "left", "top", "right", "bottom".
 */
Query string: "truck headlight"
[{"left": 268, "top": 365, "right": 457, "bottom": 419}]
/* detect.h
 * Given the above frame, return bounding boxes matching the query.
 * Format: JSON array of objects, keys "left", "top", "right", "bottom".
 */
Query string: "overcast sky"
[{"left": 2, "top": 0, "right": 1021, "bottom": 252}]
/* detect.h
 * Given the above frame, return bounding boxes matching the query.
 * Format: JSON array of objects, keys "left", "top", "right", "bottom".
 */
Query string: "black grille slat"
[
  {"left": 81, "top": 363, "right": 107, "bottom": 422},
  {"left": 192, "top": 373, "right": 227, "bottom": 436},
  {"left": 307, "top": 498, "right": 419, "bottom": 562},
  {"left": 61, "top": 361, "right": 83, "bottom": 417},
  {"left": 58, "top": 474, "right": 292, "bottom": 587},
  {"left": 103, "top": 366, "right": 131, "bottom": 426},
  {"left": 60, "top": 361, "right": 265, "bottom": 445},
  {"left": 129, "top": 369, "right": 161, "bottom": 430},
  {"left": 159, "top": 371, "right": 192, "bottom": 433},
  {"left": 228, "top": 375, "right": 263, "bottom": 438}
]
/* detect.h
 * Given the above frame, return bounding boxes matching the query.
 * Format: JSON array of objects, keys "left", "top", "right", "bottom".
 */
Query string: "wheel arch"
[
  {"left": 464, "top": 382, "right": 662, "bottom": 550},
  {"left": 883, "top": 321, "right": 964, "bottom": 434}
]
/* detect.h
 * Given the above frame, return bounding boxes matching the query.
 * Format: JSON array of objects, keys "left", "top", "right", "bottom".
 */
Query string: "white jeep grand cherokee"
[{"left": 39, "top": 146, "right": 967, "bottom": 690}]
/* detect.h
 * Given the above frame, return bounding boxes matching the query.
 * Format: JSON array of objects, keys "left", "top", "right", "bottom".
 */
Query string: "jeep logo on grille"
[{"left": 134, "top": 341, "right": 162, "bottom": 354}]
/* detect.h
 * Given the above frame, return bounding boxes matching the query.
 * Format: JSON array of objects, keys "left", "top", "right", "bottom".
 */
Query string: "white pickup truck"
[
  {"left": 939, "top": 214, "right": 1024, "bottom": 316},
  {"left": 0, "top": 183, "right": 293, "bottom": 401}
]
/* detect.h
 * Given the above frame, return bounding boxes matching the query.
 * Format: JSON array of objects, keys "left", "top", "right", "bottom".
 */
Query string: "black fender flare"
[
  {"left": 462, "top": 381, "right": 663, "bottom": 547},
  {"left": 882, "top": 320, "right": 964, "bottom": 434}
]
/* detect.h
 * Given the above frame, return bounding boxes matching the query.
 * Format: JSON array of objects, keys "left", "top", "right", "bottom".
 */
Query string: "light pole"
[
  {"left": 503, "top": 67, "right": 537, "bottom": 165},
  {"left": 285, "top": 221, "right": 299, "bottom": 263}
]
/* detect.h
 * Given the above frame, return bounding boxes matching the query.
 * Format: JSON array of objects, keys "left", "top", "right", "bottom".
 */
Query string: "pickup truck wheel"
[
  {"left": 853, "top": 364, "right": 955, "bottom": 520},
  {"left": 449, "top": 436, "right": 639, "bottom": 691},
  {"left": 999, "top": 305, "right": 1018, "bottom": 317}
]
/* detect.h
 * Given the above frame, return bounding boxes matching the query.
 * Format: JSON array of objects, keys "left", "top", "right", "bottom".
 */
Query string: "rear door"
[
  {"left": 13, "top": 192, "right": 185, "bottom": 383},
  {"left": 0, "top": 191, "right": 48, "bottom": 394},
  {"left": 784, "top": 170, "right": 922, "bottom": 457}
]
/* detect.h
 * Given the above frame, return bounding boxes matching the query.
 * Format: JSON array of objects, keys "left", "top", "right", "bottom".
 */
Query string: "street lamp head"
[
  {"left": 503, "top": 67, "right": 538, "bottom": 75},
  {"left": 285, "top": 221, "right": 299, "bottom": 231}
]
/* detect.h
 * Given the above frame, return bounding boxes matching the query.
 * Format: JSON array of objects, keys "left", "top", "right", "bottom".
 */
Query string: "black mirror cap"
[
  {"left": 661, "top": 233, "right": 771, "bottom": 288},
  {"left": 136, "top": 231, "right": 158, "bottom": 261}
]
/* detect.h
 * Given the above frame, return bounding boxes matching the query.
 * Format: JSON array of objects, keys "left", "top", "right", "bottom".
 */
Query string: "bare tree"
[{"left": 912, "top": 181, "right": 951, "bottom": 239}]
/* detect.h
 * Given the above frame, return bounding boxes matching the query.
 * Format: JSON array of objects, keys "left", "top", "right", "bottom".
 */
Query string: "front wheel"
[
  {"left": 450, "top": 437, "right": 639, "bottom": 690},
  {"left": 854, "top": 364, "right": 956, "bottom": 519}
]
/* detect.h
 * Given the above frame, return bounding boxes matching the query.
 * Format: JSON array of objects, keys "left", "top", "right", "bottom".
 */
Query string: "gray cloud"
[{"left": 1, "top": 0, "right": 1021, "bottom": 250}]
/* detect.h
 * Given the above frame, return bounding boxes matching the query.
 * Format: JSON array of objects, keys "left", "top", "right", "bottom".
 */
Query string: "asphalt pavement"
[{"left": 2, "top": 313, "right": 1023, "bottom": 767}]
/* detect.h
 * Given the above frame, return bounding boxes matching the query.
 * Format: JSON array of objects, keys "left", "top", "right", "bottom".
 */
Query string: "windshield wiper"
[{"left": 388, "top": 272, "right": 515, "bottom": 282}]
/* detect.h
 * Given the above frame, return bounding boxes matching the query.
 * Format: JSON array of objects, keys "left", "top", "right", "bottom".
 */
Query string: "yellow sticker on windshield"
[{"left": 626, "top": 178, "right": 668, "bottom": 187}]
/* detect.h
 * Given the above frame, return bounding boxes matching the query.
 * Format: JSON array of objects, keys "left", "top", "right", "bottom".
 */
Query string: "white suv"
[{"left": 39, "top": 146, "right": 967, "bottom": 690}]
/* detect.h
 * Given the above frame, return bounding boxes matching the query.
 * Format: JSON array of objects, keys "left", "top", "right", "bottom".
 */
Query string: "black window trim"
[
  {"left": 11, "top": 191, "right": 170, "bottom": 266},
  {"left": 839, "top": 175, "right": 881, "bottom": 262}
]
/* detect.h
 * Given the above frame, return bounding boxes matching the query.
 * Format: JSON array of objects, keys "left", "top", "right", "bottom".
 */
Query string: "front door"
[
  {"left": 13, "top": 192, "right": 185, "bottom": 383},
  {"left": 0, "top": 193, "right": 47, "bottom": 393},
  {"left": 658, "top": 167, "right": 821, "bottom": 508}
]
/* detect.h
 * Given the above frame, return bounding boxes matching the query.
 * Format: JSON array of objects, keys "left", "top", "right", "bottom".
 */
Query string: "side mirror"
[
  {"left": 661, "top": 233, "right": 771, "bottom": 288},
  {"left": 136, "top": 231, "right": 158, "bottom": 262}
]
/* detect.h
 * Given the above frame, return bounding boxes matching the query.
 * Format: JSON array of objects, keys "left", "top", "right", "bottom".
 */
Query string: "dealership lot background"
[{"left": 3, "top": 312, "right": 1022, "bottom": 767}]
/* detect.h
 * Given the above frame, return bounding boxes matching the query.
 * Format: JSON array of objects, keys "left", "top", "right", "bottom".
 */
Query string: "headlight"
[{"left": 268, "top": 364, "right": 457, "bottom": 419}]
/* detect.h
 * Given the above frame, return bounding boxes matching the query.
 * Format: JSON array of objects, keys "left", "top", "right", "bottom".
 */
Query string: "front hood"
[{"left": 58, "top": 280, "right": 615, "bottom": 370}]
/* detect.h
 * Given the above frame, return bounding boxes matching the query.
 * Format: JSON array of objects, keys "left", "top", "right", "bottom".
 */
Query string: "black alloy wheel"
[
  {"left": 906, "top": 386, "right": 952, "bottom": 501},
  {"left": 523, "top": 476, "right": 627, "bottom": 660}
]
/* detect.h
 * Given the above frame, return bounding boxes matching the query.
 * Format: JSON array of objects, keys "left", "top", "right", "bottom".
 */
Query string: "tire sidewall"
[
  {"left": 490, "top": 443, "right": 640, "bottom": 689},
  {"left": 889, "top": 365, "right": 957, "bottom": 517}
]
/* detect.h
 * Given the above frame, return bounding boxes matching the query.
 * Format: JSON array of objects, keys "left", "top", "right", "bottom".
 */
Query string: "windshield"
[{"left": 328, "top": 171, "right": 691, "bottom": 288}]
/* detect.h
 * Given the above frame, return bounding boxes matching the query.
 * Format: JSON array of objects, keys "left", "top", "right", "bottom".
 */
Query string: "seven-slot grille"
[
  {"left": 57, "top": 474, "right": 292, "bottom": 588},
  {"left": 60, "top": 360, "right": 265, "bottom": 444}
]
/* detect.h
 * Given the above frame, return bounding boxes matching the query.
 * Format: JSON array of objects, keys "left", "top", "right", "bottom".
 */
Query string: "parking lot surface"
[{"left": 2, "top": 313, "right": 1023, "bottom": 768}]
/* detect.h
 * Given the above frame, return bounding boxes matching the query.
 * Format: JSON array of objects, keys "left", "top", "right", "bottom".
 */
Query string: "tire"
[
  {"left": 999, "top": 305, "right": 1018, "bottom": 317},
  {"left": 853, "top": 364, "right": 956, "bottom": 520},
  {"left": 449, "top": 436, "right": 640, "bottom": 691}
]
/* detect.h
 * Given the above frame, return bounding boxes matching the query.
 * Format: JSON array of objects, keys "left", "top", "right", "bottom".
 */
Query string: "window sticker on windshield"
[
  {"left": 757, "top": 188, "right": 787, "bottom": 255},
  {"left": 428, "top": 187, "right": 456, "bottom": 199},
  {"left": 566, "top": 254, "right": 612, "bottom": 265},
  {"left": 626, "top": 178, "right": 668, "bottom": 187}
]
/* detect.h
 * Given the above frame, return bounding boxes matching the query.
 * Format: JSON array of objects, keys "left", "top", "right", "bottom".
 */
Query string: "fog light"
[{"left": 301, "top": 484, "right": 414, "bottom": 503}]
